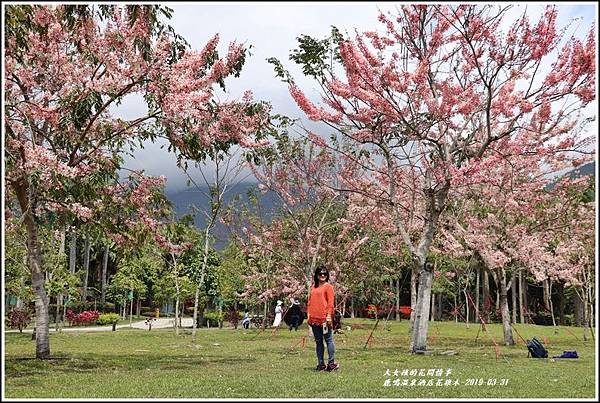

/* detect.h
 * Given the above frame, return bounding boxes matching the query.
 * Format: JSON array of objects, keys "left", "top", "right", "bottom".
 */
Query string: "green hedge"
[
  {"left": 97, "top": 313, "right": 120, "bottom": 325},
  {"left": 203, "top": 311, "right": 224, "bottom": 327}
]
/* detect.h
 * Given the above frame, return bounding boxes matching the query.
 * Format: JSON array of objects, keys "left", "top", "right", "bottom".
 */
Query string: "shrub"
[
  {"left": 97, "top": 313, "right": 121, "bottom": 325},
  {"left": 6, "top": 308, "right": 31, "bottom": 332},
  {"left": 203, "top": 310, "right": 224, "bottom": 327},
  {"left": 563, "top": 314, "right": 574, "bottom": 326},
  {"left": 66, "top": 309, "right": 100, "bottom": 326},
  {"left": 225, "top": 309, "right": 243, "bottom": 328},
  {"left": 65, "top": 309, "right": 76, "bottom": 325},
  {"left": 365, "top": 304, "right": 379, "bottom": 318},
  {"left": 534, "top": 311, "right": 553, "bottom": 326}
]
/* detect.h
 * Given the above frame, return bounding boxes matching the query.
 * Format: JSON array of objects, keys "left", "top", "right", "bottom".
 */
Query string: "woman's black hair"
[{"left": 313, "top": 265, "right": 329, "bottom": 287}]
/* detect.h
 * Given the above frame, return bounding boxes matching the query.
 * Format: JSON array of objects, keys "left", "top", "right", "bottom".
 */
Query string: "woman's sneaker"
[
  {"left": 315, "top": 363, "right": 327, "bottom": 371},
  {"left": 326, "top": 362, "right": 339, "bottom": 371}
]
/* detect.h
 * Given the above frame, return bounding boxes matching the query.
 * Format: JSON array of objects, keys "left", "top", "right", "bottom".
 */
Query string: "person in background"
[
  {"left": 272, "top": 300, "right": 283, "bottom": 328},
  {"left": 242, "top": 310, "right": 251, "bottom": 329},
  {"left": 286, "top": 299, "right": 302, "bottom": 331},
  {"left": 307, "top": 265, "right": 339, "bottom": 372}
]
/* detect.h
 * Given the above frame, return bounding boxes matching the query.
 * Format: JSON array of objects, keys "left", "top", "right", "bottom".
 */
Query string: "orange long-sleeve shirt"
[{"left": 307, "top": 283, "right": 334, "bottom": 325}]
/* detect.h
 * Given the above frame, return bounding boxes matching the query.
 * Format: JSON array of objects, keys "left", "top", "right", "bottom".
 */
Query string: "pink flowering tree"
[
  {"left": 335, "top": 159, "right": 428, "bottom": 326},
  {"left": 227, "top": 191, "right": 401, "bottom": 320},
  {"left": 444, "top": 152, "right": 595, "bottom": 345},
  {"left": 524, "top": 174, "right": 596, "bottom": 339},
  {"left": 270, "top": 4, "right": 595, "bottom": 352},
  {"left": 5, "top": 5, "right": 269, "bottom": 359},
  {"left": 246, "top": 136, "right": 344, "bottom": 297},
  {"left": 225, "top": 135, "right": 388, "bottom": 317}
]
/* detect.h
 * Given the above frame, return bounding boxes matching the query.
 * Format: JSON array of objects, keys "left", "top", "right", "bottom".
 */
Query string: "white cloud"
[{"left": 119, "top": 2, "right": 597, "bottom": 192}]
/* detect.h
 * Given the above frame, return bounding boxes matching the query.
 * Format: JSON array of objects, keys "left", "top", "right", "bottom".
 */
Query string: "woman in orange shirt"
[{"left": 307, "top": 265, "right": 339, "bottom": 371}]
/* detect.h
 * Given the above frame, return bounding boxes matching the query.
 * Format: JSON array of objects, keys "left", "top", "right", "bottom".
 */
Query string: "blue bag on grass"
[
  {"left": 526, "top": 337, "right": 548, "bottom": 358},
  {"left": 553, "top": 350, "right": 579, "bottom": 359}
]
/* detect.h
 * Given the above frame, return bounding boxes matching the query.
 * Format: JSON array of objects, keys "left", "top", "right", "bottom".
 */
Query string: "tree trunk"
[
  {"left": 582, "top": 293, "right": 590, "bottom": 341},
  {"left": 136, "top": 297, "right": 141, "bottom": 316},
  {"left": 498, "top": 268, "right": 515, "bottom": 346},
  {"left": 518, "top": 271, "right": 524, "bottom": 324},
  {"left": 483, "top": 271, "right": 490, "bottom": 322},
  {"left": 101, "top": 245, "right": 108, "bottom": 304},
  {"left": 463, "top": 289, "right": 470, "bottom": 328},
  {"left": 192, "top": 286, "right": 200, "bottom": 342},
  {"left": 557, "top": 282, "right": 565, "bottom": 325},
  {"left": 172, "top": 253, "right": 180, "bottom": 335},
  {"left": 396, "top": 278, "right": 400, "bottom": 321},
  {"left": 495, "top": 282, "right": 500, "bottom": 312},
  {"left": 411, "top": 260, "right": 433, "bottom": 352},
  {"left": 574, "top": 292, "right": 584, "bottom": 326},
  {"left": 511, "top": 275, "right": 517, "bottom": 324},
  {"left": 56, "top": 228, "right": 66, "bottom": 332},
  {"left": 82, "top": 238, "right": 91, "bottom": 302},
  {"left": 30, "top": 246, "right": 50, "bottom": 359},
  {"left": 174, "top": 293, "right": 180, "bottom": 334},
  {"left": 454, "top": 294, "right": 458, "bottom": 323},
  {"left": 543, "top": 279, "right": 551, "bottom": 311},
  {"left": 409, "top": 268, "right": 417, "bottom": 330},
  {"left": 263, "top": 299, "right": 268, "bottom": 329},
  {"left": 437, "top": 294, "right": 442, "bottom": 321},
  {"left": 129, "top": 291, "right": 133, "bottom": 327},
  {"left": 586, "top": 280, "right": 594, "bottom": 340},
  {"left": 548, "top": 280, "right": 557, "bottom": 327},
  {"left": 69, "top": 228, "right": 77, "bottom": 274},
  {"left": 522, "top": 274, "right": 528, "bottom": 322},
  {"left": 68, "top": 227, "right": 77, "bottom": 327},
  {"left": 193, "top": 224, "right": 217, "bottom": 340},
  {"left": 218, "top": 303, "right": 223, "bottom": 329},
  {"left": 350, "top": 299, "right": 355, "bottom": 318},
  {"left": 15, "top": 183, "right": 50, "bottom": 359},
  {"left": 586, "top": 302, "right": 594, "bottom": 341},
  {"left": 430, "top": 292, "right": 436, "bottom": 322},
  {"left": 475, "top": 266, "right": 480, "bottom": 322}
]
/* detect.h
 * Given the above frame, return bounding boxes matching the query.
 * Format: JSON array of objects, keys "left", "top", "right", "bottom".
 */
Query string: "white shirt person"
[{"left": 272, "top": 300, "right": 283, "bottom": 327}]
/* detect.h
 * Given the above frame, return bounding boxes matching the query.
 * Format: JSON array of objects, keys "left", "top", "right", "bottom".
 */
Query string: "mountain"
[
  {"left": 165, "top": 182, "right": 281, "bottom": 250},
  {"left": 564, "top": 161, "right": 595, "bottom": 180},
  {"left": 167, "top": 161, "right": 595, "bottom": 249},
  {"left": 545, "top": 161, "right": 596, "bottom": 190}
]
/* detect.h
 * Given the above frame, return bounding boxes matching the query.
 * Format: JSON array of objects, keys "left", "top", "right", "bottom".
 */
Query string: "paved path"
[{"left": 6, "top": 317, "right": 194, "bottom": 333}]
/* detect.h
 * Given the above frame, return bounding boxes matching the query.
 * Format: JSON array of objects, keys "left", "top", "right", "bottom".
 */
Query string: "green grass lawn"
[{"left": 4, "top": 318, "right": 596, "bottom": 399}]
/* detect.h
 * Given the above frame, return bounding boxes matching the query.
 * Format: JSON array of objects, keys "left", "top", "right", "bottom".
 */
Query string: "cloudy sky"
[{"left": 117, "top": 2, "right": 597, "bottom": 192}]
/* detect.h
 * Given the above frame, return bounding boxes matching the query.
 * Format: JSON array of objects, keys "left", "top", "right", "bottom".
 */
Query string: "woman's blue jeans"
[{"left": 310, "top": 324, "right": 335, "bottom": 365}]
